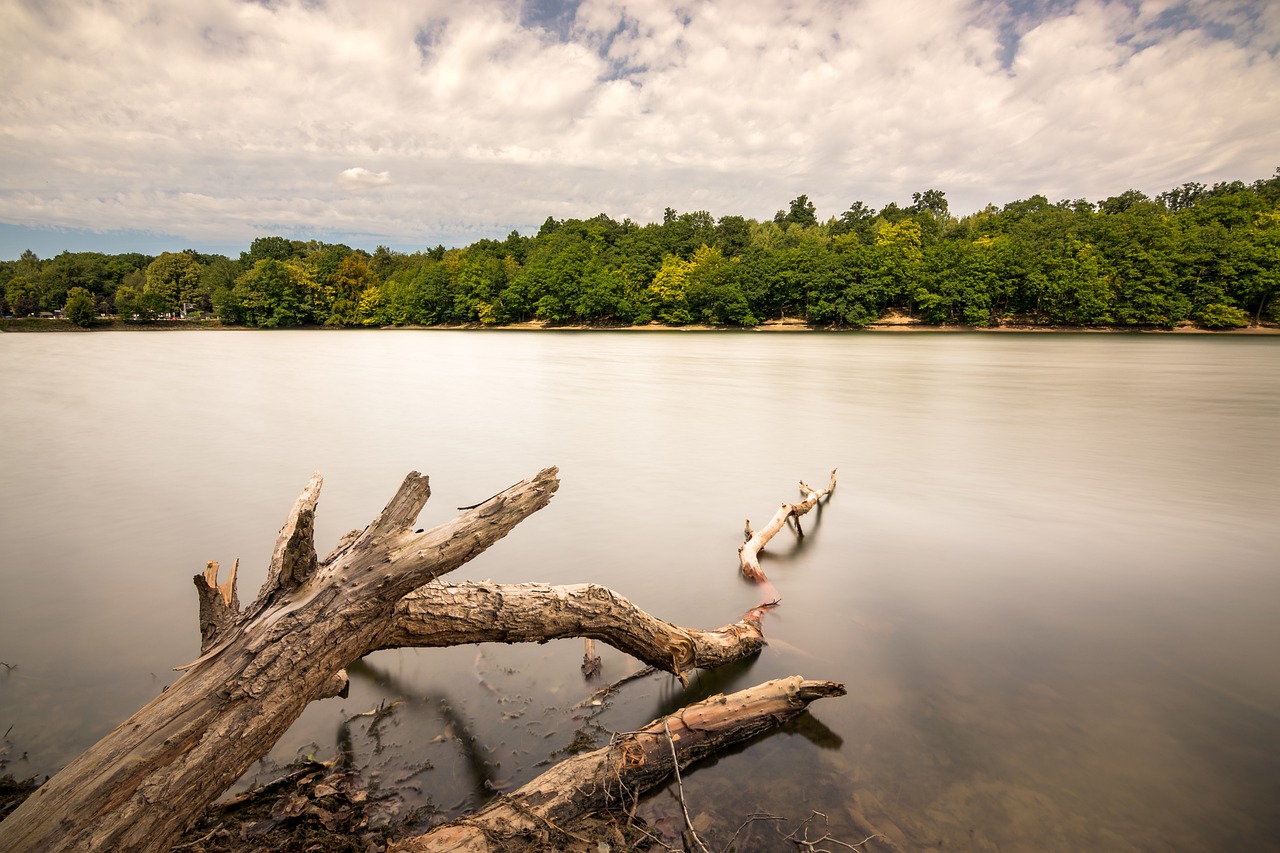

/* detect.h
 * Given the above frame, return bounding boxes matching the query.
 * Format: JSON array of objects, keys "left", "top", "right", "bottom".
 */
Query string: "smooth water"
[{"left": 1, "top": 330, "right": 1278, "bottom": 850}]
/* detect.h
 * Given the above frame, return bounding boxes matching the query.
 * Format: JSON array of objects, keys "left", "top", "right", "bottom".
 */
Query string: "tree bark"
[
  {"left": 0, "top": 468, "right": 774, "bottom": 853},
  {"left": 739, "top": 470, "right": 837, "bottom": 583},
  {"left": 383, "top": 581, "right": 765, "bottom": 683},
  {"left": 392, "top": 676, "right": 847, "bottom": 853}
]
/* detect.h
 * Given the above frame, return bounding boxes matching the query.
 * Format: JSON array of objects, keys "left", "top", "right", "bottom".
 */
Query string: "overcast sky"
[{"left": 1, "top": 0, "right": 1277, "bottom": 259}]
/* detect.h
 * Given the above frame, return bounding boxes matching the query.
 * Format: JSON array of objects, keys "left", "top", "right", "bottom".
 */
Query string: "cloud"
[
  {"left": 337, "top": 167, "right": 392, "bottom": 190},
  {"left": 0, "top": 0, "right": 1277, "bottom": 254}
]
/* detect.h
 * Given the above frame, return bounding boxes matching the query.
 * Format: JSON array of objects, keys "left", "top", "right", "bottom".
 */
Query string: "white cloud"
[
  {"left": 337, "top": 167, "right": 392, "bottom": 190},
  {"left": 0, "top": 0, "right": 1277, "bottom": 253}
]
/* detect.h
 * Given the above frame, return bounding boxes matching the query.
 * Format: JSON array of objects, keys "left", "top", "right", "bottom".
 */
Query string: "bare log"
[
  {"left": 392, "top": 676, "right": 847, "bottom": 853},
  {"left": 382, "top": 581, "right": 766, "bottom": 684},
  {"left": 0, "top": 468, "right": 559, "bottom": 853},
  {"left": 739, "top": 469, "right": 837, "bottom": 583}
]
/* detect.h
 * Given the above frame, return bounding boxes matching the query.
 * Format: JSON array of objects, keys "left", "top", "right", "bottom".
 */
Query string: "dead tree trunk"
[
  {"left": 384, "top": 581, "right": 765, "bottom": 684},
  {"left": 740, "top": 469, "right": 837, "bottom": 583},
  {"left": 393, "top": 676, "right": 847, "bottom": 852},
  {"left": 0, "top": 468, "right": 777, "bottom": 853}
]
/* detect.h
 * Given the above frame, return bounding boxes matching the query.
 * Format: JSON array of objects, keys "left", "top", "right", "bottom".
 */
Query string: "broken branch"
[{"left": 739, "top": 469, "right": 837, "bottom": 583}]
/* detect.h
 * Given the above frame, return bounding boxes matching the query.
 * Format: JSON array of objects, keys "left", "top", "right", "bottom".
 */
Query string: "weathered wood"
[
  {"left": 193, "top": 559, "right": 239, "bottom": 653},
  {"left": 391, "top": 676, "right": 847, "bottom": 852},
  {"left": 259, "top": 471, "right": 322, "bottom": 601},
  {"left": 0, "top": 467, "right": 559, "bottom": 853},
  {"left": 381, "top": 581, "right": 766, "bottom": 683},
  {"left": 739, "top": 469, "right": 837, "bottom": 583},
  {"left": 0, "top": 467, "right": 782, "bottom": 853}
]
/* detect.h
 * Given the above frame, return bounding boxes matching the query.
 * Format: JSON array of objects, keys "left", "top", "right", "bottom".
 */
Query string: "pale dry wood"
[
  {"left": 739, "top": 469, "right": 837, "bottom": 582},
  {"left": 252, "top": 472, "right": 323, "bottom": 610},
  {"left": 391, "top": 676, "right": 847, "bottom": 853},
  {"left": 0, "top": 467, "right": 558, "bottom": 853}
]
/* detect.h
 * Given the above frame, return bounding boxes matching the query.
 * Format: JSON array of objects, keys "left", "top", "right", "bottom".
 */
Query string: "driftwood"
[
  {"left": 393, "top": 676, "right": 847, "bottom": 852},
  {"left": 740, "top": 469, "right": 837, "bottom": 583},
  {"left": 384, "top": 581, "right": 765, "bottom": 685},
  {"left": 0, "top": 468, "right": 791, "bottom": 853}
]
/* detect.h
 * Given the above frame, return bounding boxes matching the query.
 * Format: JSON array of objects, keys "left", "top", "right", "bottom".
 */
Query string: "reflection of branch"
[
  {"left": 346, "top": 658, "right": 499, "bottom": 801},
  {"left": 782, "top": 707, "right": 843, "bottom": 749}
]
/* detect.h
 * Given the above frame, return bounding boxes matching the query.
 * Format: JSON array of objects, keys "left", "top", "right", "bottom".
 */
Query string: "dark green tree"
[{"left": 774, "top": 194, "right": 818, "bottom": 228}]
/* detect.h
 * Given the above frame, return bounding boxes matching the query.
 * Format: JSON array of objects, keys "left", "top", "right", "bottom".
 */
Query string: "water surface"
[{"left": 1, "top": 330, "right": 1277, "bottom": 850}]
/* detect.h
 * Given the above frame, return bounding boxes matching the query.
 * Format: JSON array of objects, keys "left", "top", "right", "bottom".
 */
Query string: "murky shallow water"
[{"left": 2, "top": 330, "right": 1278, "bottom": 850}]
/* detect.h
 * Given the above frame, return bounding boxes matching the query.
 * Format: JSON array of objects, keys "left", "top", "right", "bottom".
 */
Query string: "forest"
[{"left": 3, "top": 170, "right": 1278, "bottom": 330}]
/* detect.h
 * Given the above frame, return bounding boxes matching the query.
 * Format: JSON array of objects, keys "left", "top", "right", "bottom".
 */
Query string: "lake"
[{"left": 1, "top": 329, "right": 1278, "bottom": 850}]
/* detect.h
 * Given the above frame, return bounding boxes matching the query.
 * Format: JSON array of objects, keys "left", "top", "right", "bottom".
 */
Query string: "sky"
[{"left": 1, "top": 0, "right": 1278, "bottom": 260}]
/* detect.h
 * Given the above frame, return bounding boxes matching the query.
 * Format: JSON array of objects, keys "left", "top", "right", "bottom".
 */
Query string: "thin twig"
[
  {"left": 725, "top": 812, "right": 787, "bottom": 851},
  {"left": 573, "top": 665, "right": 657, "bottom": 709},
  {"left": 663, "top": 719, "right": 710, "bottom": 853},
  {"left": 784, "top": 810, "right": 884, "bottom": 851}
]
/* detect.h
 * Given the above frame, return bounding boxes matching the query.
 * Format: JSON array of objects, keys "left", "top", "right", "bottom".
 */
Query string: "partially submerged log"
[
  {"left": 384, "top": 581, "right": 765, "bottom": 685},
  {"left": 393, "top": 676, "right": 847, "bottom": 853},
  {"left": 0, "top": 468, "right": 779, "bottom": 853},
  {"left": 739, "top": 469, "right": 837, "bottom": 583}
]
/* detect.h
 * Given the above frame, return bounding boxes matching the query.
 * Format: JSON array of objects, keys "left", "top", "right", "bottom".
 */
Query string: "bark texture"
[
  {"left": 383, "top": 581, "right": 765, "bottom": 681},
  {"left": 740, "top": 469, "right": 837, "bottom": 582},
  {"left": 392, "top": 676, "right": 847, "bottom": 853}
]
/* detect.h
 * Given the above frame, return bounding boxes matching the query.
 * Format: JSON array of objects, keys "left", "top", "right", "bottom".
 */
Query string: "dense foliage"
[{"left": 4, "top": 171, "right": 1278, "bottom": 329}]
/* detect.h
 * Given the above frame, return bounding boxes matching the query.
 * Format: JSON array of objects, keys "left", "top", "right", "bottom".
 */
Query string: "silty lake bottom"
[{"left": 1, "top": 330, "right": 1278, "bottom": 850}]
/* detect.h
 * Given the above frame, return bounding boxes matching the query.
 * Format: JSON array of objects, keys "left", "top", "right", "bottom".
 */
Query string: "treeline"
[{"left": 4, "top": 170, "right": 1278, "bottom": 330}]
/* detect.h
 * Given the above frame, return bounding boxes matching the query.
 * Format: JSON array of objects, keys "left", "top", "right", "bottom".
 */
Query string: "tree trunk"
[
  {"left": 0, "top": 467, "right": 773, "bottom": 852},
  {"left": 393, "top": 676, "right": 847, "bottom": 853}
]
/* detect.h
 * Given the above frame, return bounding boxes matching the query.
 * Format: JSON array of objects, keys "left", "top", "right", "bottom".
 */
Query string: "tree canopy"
[{"left": 6, "top": 169, "right": 1279, "bottom": 329}]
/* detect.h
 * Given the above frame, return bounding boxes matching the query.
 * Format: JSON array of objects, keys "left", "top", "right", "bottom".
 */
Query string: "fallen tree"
[
  {"left": 396, "top": 676, "right": 847, "bottom": 852},
  {"left": 0, "top": 467, "right": 841, "bottom": 852}
]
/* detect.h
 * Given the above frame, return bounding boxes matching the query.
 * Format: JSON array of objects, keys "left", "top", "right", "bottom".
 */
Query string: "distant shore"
[{"left": 4, "top": 315, "right": 1279, "bottom": 334}]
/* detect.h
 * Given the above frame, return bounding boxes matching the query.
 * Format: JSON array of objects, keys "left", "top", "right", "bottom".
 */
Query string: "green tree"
[
  {"left": 229, "top": 259, "right": 308, "bottom": 327},
  {"left": 5, "top": 275, "right": 40, "bottom": 316},
  {"left": 685, "top": 245, "right": 754, "bottom": 325},
  {"left": 831, "top": 201, "right": 878, "bottom": 243},
  {"left": 145, "top": 252, "right": 204, "bottom": 316},
  {"left": 774, "top": 194, "right": 818, "bottom": 228},
  {"left": 240, "top": 236, "right": 297, "bottom": 267},
  {"left": 646, "top": 254, "right": 692, "bottom": 324},
  {"left": 63, "top": 286, "right": 96, "bottom": 327},
  {"left": 327, "top": 253, "right": 377, "bottom": 325}
]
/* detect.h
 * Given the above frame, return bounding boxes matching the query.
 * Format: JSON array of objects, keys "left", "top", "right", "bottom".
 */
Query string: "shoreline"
[{"left": 3, "top": 317, "right": 1278, "bottom": 335}]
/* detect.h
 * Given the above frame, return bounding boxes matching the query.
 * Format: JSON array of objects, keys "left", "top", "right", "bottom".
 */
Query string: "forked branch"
[{"left": 739, "top": 469, "right": 837, "bottom": 583}]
